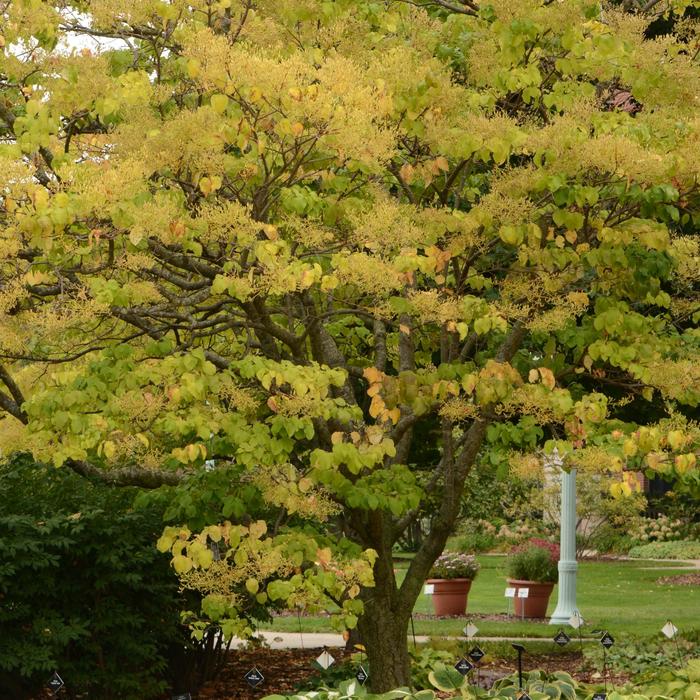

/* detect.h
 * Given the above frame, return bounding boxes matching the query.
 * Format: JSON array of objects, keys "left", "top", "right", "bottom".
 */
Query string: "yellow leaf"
[
  {"left": 622, "top": 439, "right": 637, "bottom": 458},
  {"left": 172, "top": 555, "right": 193, "bottom": 574},
  {"left": 249, "top": 520, "right": 267, "bottom": 539},
  {"left": 102, "top": 440, "right": 116, "bottom": 459},
  {"left": 675, "top": 453, "right": 696, "bottom": 474},
  {"left": 667, "top": 430, "right": 685, "bottom": 451},
  {"left": 363, "top": 367, "right": 383, "bottom": 384},
  {"left": 528, "top": 368, "right": 539, "bottom": 383},
  {"left": 399, "top": 163, "right": 415, "bottom": 184},
  {"left": 291, "top": 122, "right": 304, "bottom": 137},
  {"left": 461, "top": 373, "right": 477, "bottom": 394},
  {"left": 187, "top": 59, "right": 201, "bottom": 79},
  {"left": 331, "top": 431, "right": 344, "bottom": 445},
  {"left": 435, "top": 156, "right": 450, "bottom": 172},
  {"left": 246, "top": 578, "right": 259, "bottom": 595},
  {"left": 316, "top": 547, "right": 332, "bottom": 566},
  {"left": 366, "top": 426, "right": 384, "bottom": 445},
  {"left": 387, "top": 407, "right": 401, "bottom": 424},
  {"left": 262, "top": 224, "right": 278, "bottom": 240},
  {"left": 369, "top": 394, "right": 384, "bottom": 418},
  {"left": 210, "top": 93, "right": 229, "bottom": 114},
  {"left": 538, "top": 367, "right": 556, "bottom": 390},
  {"left": 399, "top": 324, "right": 411, "bottom": 335}
]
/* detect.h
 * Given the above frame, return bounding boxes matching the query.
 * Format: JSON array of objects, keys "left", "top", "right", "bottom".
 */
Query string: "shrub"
[
  {"left": 428, "top": 552, "right": 480, "bottom": 580},
  {"left": 507, "top": 539, "right": 559, "bottom": 582},
  {"left": 627, "top": 540, "right": 700, "bottom": 559},
  {"left": 0, "top": 456, "right": 186, "bottom": 700},
  {"left": 630, "top": 514, "right": 686, "bottom": 544}
]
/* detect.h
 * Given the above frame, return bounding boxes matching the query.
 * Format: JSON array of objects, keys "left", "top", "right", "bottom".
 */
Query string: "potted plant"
[
  {"left": 427, "top": 551, "right": 480, "bottom": 616},
  {"left": 507, "top": 538, "right": 559, "bottom": 618}
]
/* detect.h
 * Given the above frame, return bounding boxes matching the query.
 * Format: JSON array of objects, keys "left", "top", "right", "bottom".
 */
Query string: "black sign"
[
  {"left": 519, "top": 693, "right": 532, "bottom": 700},
  {"left": 554, "top": 630, "right": 571, "bottom": 646},
  {"left": 244, "top": 667, "right": 265, "bottom": 688},
  {"left": 356, "top": 666, "right": 368, "bottom": 685},
  {"left": 172, "top": 695, "right": 192, "bottom": 700},
  {"left": 593, "top": 694, "right": 607, "bottom": 700},
  {"left": 600, "top": 632, "right": 615, "bottom": 649},
  {"left": 47, "top": 672, "right": 64, "bottom": 694},
  {"left": 455, "top": 658, "right": 474, "bottom": 675},
  {"left": 468, "top": 646, "right": 485, "bottom": 663}
]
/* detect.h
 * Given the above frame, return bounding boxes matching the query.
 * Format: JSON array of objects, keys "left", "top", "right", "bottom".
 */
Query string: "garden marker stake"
[
  {"left": 410, "top": 613, "right": 417, "bottom": 651},
  {"left": 662, "top": 620, "right": 683, "bottom": 667},
  {"left": 297, "top": 608, "right": 305, "bottom": 650},
  {"left": 512, "top": 643, "right": 525, "bottom": 690},
  {"left": 599, "top": 631, "right": 614, "bottom": 693},
  {"left": 569, "top": 611, "right": 585, "bottom": 655}
]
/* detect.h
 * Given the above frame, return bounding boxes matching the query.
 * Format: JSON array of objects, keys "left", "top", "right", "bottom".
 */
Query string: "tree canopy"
[{"left": 1, "top": 0, "right": 699, "bottom": 689}]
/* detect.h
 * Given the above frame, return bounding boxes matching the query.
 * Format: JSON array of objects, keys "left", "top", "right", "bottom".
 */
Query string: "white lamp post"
[{"left": 548, "top": 448, "right": 579, "bottom": 624}]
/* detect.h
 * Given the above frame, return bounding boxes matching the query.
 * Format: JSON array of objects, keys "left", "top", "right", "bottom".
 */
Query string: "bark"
[{"left": 357, "top": 602, "right": 412, "bottom": 692}]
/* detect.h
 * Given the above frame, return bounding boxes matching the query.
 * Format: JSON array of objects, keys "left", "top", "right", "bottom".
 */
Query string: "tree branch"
[{"left": 65, "top": 458, "right": 185, "bottom": 488}]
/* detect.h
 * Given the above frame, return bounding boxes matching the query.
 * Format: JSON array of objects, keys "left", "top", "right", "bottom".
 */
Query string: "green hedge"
[
  {"left": 0, "top": 456, "right": 186, "bottom": 699},
  {"left": 627, "top": 540, "right": 700, "bottom": 559}
]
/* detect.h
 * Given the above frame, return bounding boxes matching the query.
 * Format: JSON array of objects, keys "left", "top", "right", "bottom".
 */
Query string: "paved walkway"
[
  {"left": 231, "top": 630, "right": 599, "bottom": 650},
  {"left": 634, "top": 558, "right": 700, "bottom": 570}
]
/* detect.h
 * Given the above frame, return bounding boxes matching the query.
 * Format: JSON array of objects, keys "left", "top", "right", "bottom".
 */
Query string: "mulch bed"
[
  {"left": 656, "top": 573, "right": 700, "bottom": 586},
  {"left": 191, "top": 647, "right": 630, "bottom": 699}
]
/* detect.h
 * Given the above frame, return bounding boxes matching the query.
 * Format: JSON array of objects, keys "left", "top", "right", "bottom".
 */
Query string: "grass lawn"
[{"left": 261, "top": 555, "right": 699, "bottom": 640}]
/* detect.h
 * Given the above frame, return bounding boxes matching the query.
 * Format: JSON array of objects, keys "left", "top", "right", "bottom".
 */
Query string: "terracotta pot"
[
  {"left": 507, "top": 578, "right": 555, "bottom": 618},
  {"left": 427, "top": 578, "right": 473, "bottom": 616}
]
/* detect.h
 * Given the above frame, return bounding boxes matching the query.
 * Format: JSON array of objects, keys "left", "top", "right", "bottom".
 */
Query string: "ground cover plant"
[
  {"left": 1, "top": 0, "right": 700, "bottom": 691},
  {"left": 628, "top": 541, "right": 700, "bottom": 559}
]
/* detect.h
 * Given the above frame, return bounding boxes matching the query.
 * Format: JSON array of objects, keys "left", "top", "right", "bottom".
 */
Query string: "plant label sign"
[
  {"left": 464, "top": 622, "right": 479, "bottom": 638},
  {"left": 518, "top": 588, "right": 529, "bottom": 598},
  {"left": 244, "top": 667, "right": 265, "bottom": 688},
  {"left": 593, "top": 693, "right": 607, "bottom": 700},
  {"left": 569, "top": 613, "right": 584, "bottom": 629},
  {"left": 355, "top": 666, "right": 368, "bottom": 685},
  {"left": 554, "top": 631, "right": 571, "bottom": 646},
  {"left": 455, "top": 658, "right": 474, "bottom": 675},
  {"left": 505, "top": 587, "right": 516, "bottom": 598},
  {"left": 662, "top": 622, "right": 678, "bottom": 639},
  {"left": 424, "top": 584, "right": 435, "bottom": 595},
  {"left": 47, "top": 672, "right": 64, "bottom": 695},
  {"left": 316, "top": 651, "right": 335, "bottom": 670},
  {"left": 519, "top": 693, "right": 532, "bottom": 700},
  {"left": 172, "top": 694, "right": 192, "bottom": 700},
  {"left": 468, "top": 646, "right": 485, "bottom": 663},
  {"left": 600, "top": 632, "right": 615, "bottom": 649}
]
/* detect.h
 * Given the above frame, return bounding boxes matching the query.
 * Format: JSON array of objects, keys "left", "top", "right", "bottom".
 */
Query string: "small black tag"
[
  {"left": 47, "top": 672, "right": 64, "bottom": 694},
  {"left": 355, "top": 666, "right": 368, "bottom": 685},
  {"left": 455, "top": 658, "right": 474, "bottom": 675},
  {"left": 593, "top": 693, "right": 607, "bottom": 700},
  {"left": 519, "top": 693, "right": 532, "bottom": 700},
  {"left": 554, "top": 630, "right": 571, "bottom": 646},
  {"left": 468, "top": 646, "right": 485, "bottom": 662},
  {"left": 244, "top": 667, "right": 265, "bottom": 688},
  {"left": 600, "top": 632, "right": 615, "bottom": 649}
]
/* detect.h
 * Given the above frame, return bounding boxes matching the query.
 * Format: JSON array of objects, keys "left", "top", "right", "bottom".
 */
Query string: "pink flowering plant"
[
  {"left": 429, "top": 551, "right": 480, "bottom": 580},
  {"left": 508, "top": 538, "right": 559, "bottom": 582}
]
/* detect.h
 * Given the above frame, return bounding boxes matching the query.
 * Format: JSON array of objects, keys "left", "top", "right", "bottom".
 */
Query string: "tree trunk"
[{"left": 357, "top": 597, "right": 412, "bottom": 692}]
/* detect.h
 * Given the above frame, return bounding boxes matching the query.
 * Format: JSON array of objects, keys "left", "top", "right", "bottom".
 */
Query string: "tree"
[{"left": 1, "top": 0, "right": 700, "bottom": 690}]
